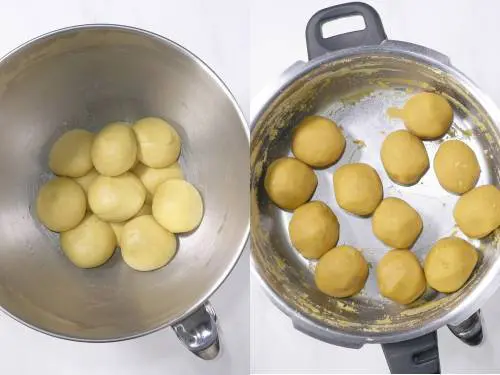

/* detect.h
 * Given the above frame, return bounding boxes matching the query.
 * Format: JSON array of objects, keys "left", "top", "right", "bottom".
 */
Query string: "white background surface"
[
  {"left": 251, "top": 0, "right": 500, "bottom": 373},
  {"left": 0, "top": 1, "right": 249, "bottom": 375}
]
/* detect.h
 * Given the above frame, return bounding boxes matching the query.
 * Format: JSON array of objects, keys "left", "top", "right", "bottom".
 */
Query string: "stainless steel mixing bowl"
[
  {"left": 251, "top": 2, "right": 500, "bottom": 373},
  {"left": 0, "top": 25, "right": 249, "bottom": 358}
]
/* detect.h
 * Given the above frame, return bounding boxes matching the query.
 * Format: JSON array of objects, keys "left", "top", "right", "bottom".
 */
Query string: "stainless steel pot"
[
  {"left": 0, "top": 25, "right": 249, "bottom": 359},
  {"left": 251, "top": 3, "right": 500, "bottom": 373}
]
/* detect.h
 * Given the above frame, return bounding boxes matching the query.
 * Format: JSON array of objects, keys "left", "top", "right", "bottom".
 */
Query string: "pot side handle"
[
  {"left": 171, "top": 302, "right": 220, "bottom": 360},
  {"left": 306, "top": 2, "right": 387, "bottom": 60},
  {"left": 382, "top": 331, "right": 440, "bottom": 374}
]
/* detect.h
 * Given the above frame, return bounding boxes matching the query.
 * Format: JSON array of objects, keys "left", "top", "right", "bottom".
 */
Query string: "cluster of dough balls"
[
  {"left": 264, "top": 116, "right": 369, "bottom": 298},
  {"left": 264, "top": 92, "right": 496, "bottom": 304},
  {"left": 36, "top": 117, "right": 204, "bottom": 272}
]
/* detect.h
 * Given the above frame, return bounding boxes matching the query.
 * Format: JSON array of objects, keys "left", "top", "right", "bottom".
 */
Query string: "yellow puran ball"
[
  {"left": 372, "top": 197, "right": 423, "bottom": 249},
  {"left": 381, "top": 130, "right": 429, "bottom": 185},
  {"left": 49, "top": 129, "right": 94, "bottom": 178},
  {"left": 133, "top": 117, "right": 181, "bottom": 168},
  {"left": 424, "top": 237, "right": 478, "bottom": 293},
  {"left": 434, "top": 140, "right": 480, "bottom": 194},
  {"left": 121, "top": 215, "right": 177, "bottom": 271},
  {"left": 377, "top": 249, "right": 426, "bottom": 304},
  {"left": 288, "top": 201, "right": 339, "bottom": 259},
  {"left": 453, "top": 184, "right": 500, "bottom": 238},
  {"left": 91, "top": 122, "right": 138, "bottom": 176},
  {"left": 88, "top": 172, "right": 146, "bottom": 223},
  {"left": 264, "top": 157, "right": 317, "bottom": 210},
  {"left": 314, "top": 246, "right": 369, "bottom": 298},
  {"left": 133, "top": 162, "right": 184, "bottom": 203},
  {"left": 291, "top": 116, "right": 346, "bottom": 168},
  {"left": 333, "top": 163, "right": 383, "bottom": 216},
  {"left": 401, "top": 92, "right": 453, "bottom": 139},
  {"left": 36, "top": 177, "right": 86, "bottom": 232},
  {"left": 60, "top": 214, "right": 116, "bottom": 268},
  {"left": 152, "top": 179, "right": 203, "bottom": 233}
]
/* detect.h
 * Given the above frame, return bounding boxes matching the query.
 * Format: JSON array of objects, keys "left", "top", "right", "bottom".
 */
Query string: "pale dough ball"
[
  {"left": 36, "top": 177, "right": 86, "bottom": 232},
  {"left": 424, "top": 237, "right": 478, "bottom": 293},
  {"left": 110, "top": 204, "right": 152, "bottom": 244},
  {"left": 88, "top": 172, "right": 146, "bottom": 222},
  {"left": 74, "top": 168, "right": 99, "bottom": 194},
  {"left": 133, "top": 162, "right": 184, "bottom": 203},
  {"left": 110, "top": 222, "right": 125, "bottom": 244},
  {"left": 372, "top": 198, "right": 423, "bottom": 249},
  {"left": 49, "top": 129, "right": 94, "bottom": 177},
  {"left": 381, "top": 130, "right": 429, "bottom": 185},
  {"left": 401, "top": 92, "right": 453, "bottom": 139},
  {"left": 264, "top": 157, "right": 317, "bottom": 210},
  {"left": 74, "top": 168, "right": 99, "bottom": 210},
  {"left": 333, "top": 163, "right": 383, "bottom": 216},
  {"left": 133, "top": 117, "right": 181, "bottom": 168},
  {"left": 288, "top": 201, "right": 339, "bottom": 259},
  {"left": 434, "top": 140, "right": 480, "bottom": 194},
  {"left": 153, "top": 179, "right": 203, "bottom": 233},
  {"left": 121, "top": 215, "right": 177, "bottom": 271},
  {"left": 60, "top": 214, "right": 116, "bottom": 268},
  {"left": 91, "top": 122, "right": 137, "bottom": 176},
  {"left": 291, "top": 116, "right": 346, "bottom": 168},
  {"left": 314, "top": 246, "right": 368, "bottom": 298},
  {"left": 377, "top": 250, "right": 426, "bottom": 304},
  {"left": 453, "top": 184, "right": 500, "bottom": 238}
]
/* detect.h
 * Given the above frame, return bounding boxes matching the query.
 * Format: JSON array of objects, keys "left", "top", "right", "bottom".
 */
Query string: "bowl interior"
[
  {"left": 251, "top": 51, "right": 500, "bottom": 341},
  {"left": 0, "top": 26, "right": 248, "bottom": 340}
]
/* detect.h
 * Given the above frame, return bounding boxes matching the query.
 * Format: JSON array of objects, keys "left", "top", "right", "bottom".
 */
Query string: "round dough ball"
[
  {"left": 377, "top": 250, "right": 426, "bottom": 304},
  {"left": 36, "top": 177, "right": 86, "bottom": 232},
  {"left": 372, "top": 198, "right": 423, "bottom": 249},
  {"left": 289, "top": 201, "right": 339, "bottom": 259},
  {"left": 401, "top": 92, "right": 453, "bottom": 139},
  {"left": 121, "top": 215, "right": 177, "bottom": 271},
  {"left": 434, "top": 140, "right": 480, "bottom": 194},
  {"left": 381, "top": 130, "right": 429, "bottom": 185},
  {"left": 453, "top": 184, "right": 500, "bottom": 238},
  {"left": 133, "top": 162, "right": 184, "bottom": 203},
  {"left": 133, "top": 117, "right": 181, "bottom": 168},
  {"left": 110, "top": 204, "right": 152, "bottom": 244},
  {"left": 49, "top": 129, "right": 94, "bottom": 177},
  {"left": 110, "top": 222, "right": 125, "bottom": 244},
  {"left": 424, "top": 237, "right": 478, "bottom": 293},
  {"left": 74, "top": 168, "right": 99, "bottom": 194},
  {"left": 88, "top": 172, "right": 146, "bottom": 222},
  {"left": 152, "top": 179, "right": 203, "bottom": 233},
  {"left": 74, "top": 168, "right": 99, "bottom": 210},
  {"left": 264, "top": 157, "right": 317, "bottom": 210},
  {"left": 314, "top": 246, "right": 369, "bottom": 298},
  {"left": 333, "top": 163, "right": 383, "bottom": 216},
  {"left": 291, "top": 116, "right": 346, "bottom": 168},
  {"left": 91, "top": 122, "right": 137, "bottom": 176},
  {"left": 60, "top": 214, "right": 116, "bottom": 268}
]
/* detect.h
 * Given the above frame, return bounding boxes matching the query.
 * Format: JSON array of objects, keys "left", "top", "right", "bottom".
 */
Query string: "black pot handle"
[
  {"left": 382, "top": 331, "right": 441, "bottom": 374},
  {"left": 306, "top": 2, "right": 387, "bottom": 60}
]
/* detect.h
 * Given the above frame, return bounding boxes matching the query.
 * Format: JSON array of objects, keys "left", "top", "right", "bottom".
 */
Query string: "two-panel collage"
[{"left": 1, "top": 0, "right": 500, "bottom": 374}]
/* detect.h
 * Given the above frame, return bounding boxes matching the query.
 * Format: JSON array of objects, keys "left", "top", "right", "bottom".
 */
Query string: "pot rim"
[
  {"left": 250, "top": 42, "right": 500, "bottom": 345},
  {"left": 0, "top": 23, "right": 250, "bottom": 343}
]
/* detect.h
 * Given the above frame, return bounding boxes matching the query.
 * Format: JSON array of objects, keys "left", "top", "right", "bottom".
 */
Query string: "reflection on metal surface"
[
  {"left": 447, "top": 310, "right": 483, "bottom": 346},
  {"left": 172, "top": 302, "right": 220, "bottom": 360}
]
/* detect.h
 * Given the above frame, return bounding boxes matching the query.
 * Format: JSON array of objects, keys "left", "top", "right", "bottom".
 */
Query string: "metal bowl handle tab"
[
  {"left": 172, "top": 302, "right": 220, "bottom": 360},
  {"left": 306, "top": 2, "right": 387, "bottom": 60},
  {"left": 382, "top": 331, "right": 440, "bottom": 374}
]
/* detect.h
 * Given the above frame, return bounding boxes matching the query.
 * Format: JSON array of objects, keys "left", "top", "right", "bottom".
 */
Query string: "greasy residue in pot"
[{"left": 251, "top": 52, "right": 500, "bottom": 340}]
